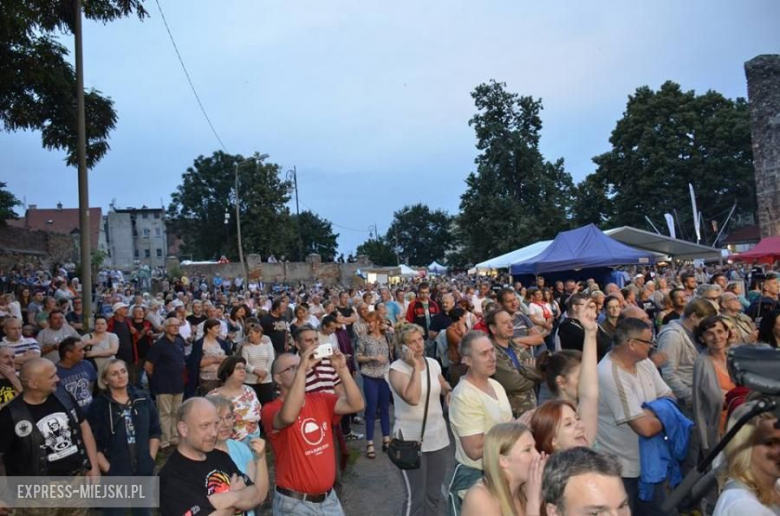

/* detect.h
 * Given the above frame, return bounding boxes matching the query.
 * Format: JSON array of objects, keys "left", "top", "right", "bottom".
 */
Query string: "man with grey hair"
[
  {"left": 720, "top": 292, "right": 757, "bottom": 343},
  {"left": 543, "top": 447, "right": 629, "bottom": 516},
  {"left": 159, "top": 397, "right": 263, "bottom": 516},
  {"left": 597, "top": 318, "right": 673, "bottom": 514},
  {"left": 145, "top": 317, "right": 186, "bottom": 450},
  {"left": 696, "top": 283, "right": 723, "bottom": 310},
  {"left": 448, "top": 331, "right": 512, "bottom": 514}
]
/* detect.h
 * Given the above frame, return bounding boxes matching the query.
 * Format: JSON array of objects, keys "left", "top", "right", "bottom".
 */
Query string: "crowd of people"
[{"left": 0, "top": 261, "right": 779, "bottom": 515}]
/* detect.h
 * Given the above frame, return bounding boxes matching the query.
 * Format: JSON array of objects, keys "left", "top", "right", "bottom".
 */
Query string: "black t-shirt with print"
[
  {"left": 0, "top": 378, "right": 17, "bottom": 405},
  {"left": 260, "top": 314, "right": 288, "bottom": 354},
  {"left": 159, "top": 449, "right": 253, "bottom": 516},
  {"left": 0, "top": 392, "right": 86, "bottom": 475}
]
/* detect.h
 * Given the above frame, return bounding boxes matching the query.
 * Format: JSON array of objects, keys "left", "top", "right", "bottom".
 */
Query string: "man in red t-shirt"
[{"left": 261, "top": 344, "right": 365, "bottom": 514}]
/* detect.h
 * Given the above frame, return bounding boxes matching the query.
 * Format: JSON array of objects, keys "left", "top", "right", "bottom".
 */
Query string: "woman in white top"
[
  {"left": 83, "top": 315, "right": 119, "bottom": 388},
  {"left": 388, "top": 323, "right": 452, "bottom": 516},
  {"left": 713, "top": 402, "right": 780, "bottom": 516},
  {"left": 241, "top": 323, "right": 275, "bottom": 404}
]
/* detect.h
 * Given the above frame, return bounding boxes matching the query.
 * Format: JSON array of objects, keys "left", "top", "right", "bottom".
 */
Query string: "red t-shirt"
[{"left": 261, "top": 392, "right": 338, "bottom": 494}]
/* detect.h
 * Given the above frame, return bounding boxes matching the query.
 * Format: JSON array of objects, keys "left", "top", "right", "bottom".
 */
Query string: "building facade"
[{"left": 106, "top": 207, "right": 168, "bottom": 268}]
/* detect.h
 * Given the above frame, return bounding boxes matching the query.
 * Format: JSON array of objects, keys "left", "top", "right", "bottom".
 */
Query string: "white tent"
[
  {"left": 398, "top": 264, "right": 419, "bottom": 277},
  {"left": 474, "top": 240, "right": 552, "bottom": 271},
  {"left": 428, "top": 261, "right": 448, "bottom": 274}
]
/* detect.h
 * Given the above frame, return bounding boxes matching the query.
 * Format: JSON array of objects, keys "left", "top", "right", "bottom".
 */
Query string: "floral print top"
[{"left": 209, "top": 385, "right": 262, "bottom": 442}]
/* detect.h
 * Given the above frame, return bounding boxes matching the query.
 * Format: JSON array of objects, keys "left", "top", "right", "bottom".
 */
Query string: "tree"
[
  {"left": 458, "top": 80, "right": 575, "bottom": 263},
  {"left": 167, "top": 151, "right": 292, "bottom": 261},
  {"left": 580, "top": 81, "right": 755, "bottom": 235},
  {"left": 289, "top": 211, "right": 339, "bottom": 262},
  {"left": 0, "top": 182, "right": 21, "bottom": 225},
  {"left": 356, "top": 237, "right": 397, "bottom": 266},
  {"left": 386, "top": 204, "right": 453, "bottom": 266},
  {"left": 1, "top": 1, "right": 147, "bottom": 168}
]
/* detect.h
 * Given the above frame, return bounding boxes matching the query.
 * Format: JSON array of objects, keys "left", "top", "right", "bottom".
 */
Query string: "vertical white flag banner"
[
  {"left": 689, "top": 183, "right": 701, "bottom": 243},
  {"left": 664, "top": 213, "right": 676, "bottom": 239}
]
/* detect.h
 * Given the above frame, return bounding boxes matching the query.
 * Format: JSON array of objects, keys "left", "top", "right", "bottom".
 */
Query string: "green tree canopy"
[
  {"left": 167, "top": 151, "right": 292, "bottom": 261},
  {"left": 1, "top": 1, "right": 147, "bottom": 168},
  {"left": 356, "top": 237, "right": 397, "bottom": 266},
  {"left": 580, "top": 81, "right": 755, "bottom": 236},
  {"left": 386, "top": 204, "right": 453, "bottom": 266},
  {"left": 0, "top": 182, "right": 21, "bottom": 225},
  {"left": 289, "top": 210, "right": 339, "bottom": 262},
  {"left": 458, "top": 80, "right": 574, "bottom": 263}
]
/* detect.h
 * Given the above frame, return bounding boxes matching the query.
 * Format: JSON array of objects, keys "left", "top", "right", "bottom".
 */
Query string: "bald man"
[
  {"left": 0, "top": 358, "right": 99, "bottom": 481},
  {"left": 159, "top": 397, "right": 263, "bottom": 516}
]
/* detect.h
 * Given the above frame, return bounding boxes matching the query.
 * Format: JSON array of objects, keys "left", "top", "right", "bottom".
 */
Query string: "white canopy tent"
[
  {"left": 398, "top": 264, "right": 419, "bottom": 277},
  {"left": 474, "top": 240, "right": 552, "bottom": 271},
  {"left": 428, "top": 261, "right": 448, "bottom": 274},
  {"left": 604, "top": 226, "right": 722, "bottom": 261}
]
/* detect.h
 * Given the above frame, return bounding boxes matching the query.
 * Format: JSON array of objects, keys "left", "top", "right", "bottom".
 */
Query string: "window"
[
  {"left": 143, "top": 228, "right": 150, "bottom": 237},
  {"left": 144, "top": 249, "right": 150, "bottom": 258},
  {"left": 154, "top": 212, "right": 161, "bottom": 219},
  {"left": 156, "top": 248, "right": 163, "bottom": 257},
  {"left": 134, "top": 250, "right": 139, "bottom": 258},
  {"left": 155, "top": 228, "right": 162, "bottom": 237},
  {"left": 142, "top": 213, "right": 148, "bottom": 219}
]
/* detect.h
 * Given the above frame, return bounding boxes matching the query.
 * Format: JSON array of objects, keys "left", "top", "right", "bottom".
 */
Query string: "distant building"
[
  {"left": 8, "top": 203, "right": 108, "bottom": 255},
  {"left": 106, "top": 206, "right": 168, "bottom": 268}
]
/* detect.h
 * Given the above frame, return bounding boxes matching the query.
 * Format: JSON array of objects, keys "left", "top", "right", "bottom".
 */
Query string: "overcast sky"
[{"left": 2, "top": 0, "right": 778, "bottom": 255}]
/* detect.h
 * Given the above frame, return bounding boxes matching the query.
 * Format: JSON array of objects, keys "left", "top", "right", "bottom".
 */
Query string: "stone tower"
[{"left": 745, "top": 55, "right": 780, "bottom": 238}]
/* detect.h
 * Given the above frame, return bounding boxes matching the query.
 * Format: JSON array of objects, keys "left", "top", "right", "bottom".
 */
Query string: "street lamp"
[
  {"left": 286, "top": 166, "right": 303, "bottom": 260},
  {"left": 368, "top": 224, "right": 378, "bottom": 241},
  {"left": 224, "top": 209, "right": 230, "bottom": 243}
]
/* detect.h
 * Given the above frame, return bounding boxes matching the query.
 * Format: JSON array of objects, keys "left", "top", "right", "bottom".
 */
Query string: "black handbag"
[{"left": 387, "top": 360, "right": 431, "bottom": 470}]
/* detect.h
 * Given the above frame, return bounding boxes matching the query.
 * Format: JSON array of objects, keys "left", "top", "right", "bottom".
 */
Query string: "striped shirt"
[
  {"left": 305, "top": 359, "right": 342, "bottom": 394},
  {"left": 241, "top": 338, "right": 275, "bottom": 385},
  {"left": 1, "top": 337, "right": 41, "bottom": 358}
]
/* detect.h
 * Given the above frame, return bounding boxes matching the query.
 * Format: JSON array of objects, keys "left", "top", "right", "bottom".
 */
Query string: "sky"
[{"left": 2, "top": 0, "right": 779, "bottom": 256}]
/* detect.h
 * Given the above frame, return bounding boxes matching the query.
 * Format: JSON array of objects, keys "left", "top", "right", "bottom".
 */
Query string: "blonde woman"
[
  {"left": 713, "top": 402, "right": 780, "bottom": 515},
  {"left": 462, "top": 422, "right": 547, "bottom": 516}
]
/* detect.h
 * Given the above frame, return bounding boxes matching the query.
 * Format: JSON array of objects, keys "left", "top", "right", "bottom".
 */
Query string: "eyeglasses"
[
  {"left": 631, "top": 337, "right": 656, "bottom": 348},
  {"left": 218, "top": 414, "right": 235, "bottom": 423},
  {"left": 278, "top": 364, "right": 298, "bottom": 375}
]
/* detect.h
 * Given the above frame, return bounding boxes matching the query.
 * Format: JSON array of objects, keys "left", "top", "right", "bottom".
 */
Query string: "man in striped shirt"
[{"left": 1, "top": 317, "right": 40, "bottom": 370}]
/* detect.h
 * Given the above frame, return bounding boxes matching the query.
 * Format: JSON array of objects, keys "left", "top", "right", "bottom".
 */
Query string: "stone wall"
[
  {"left": 177, "top": 254, "right": 372, "bottom": 288},
  {"left": 745, "top": 55, "right": 780, "bottom": 238},
  {"left": 0, "top": 225, "right": 77, "bottom": 270}
]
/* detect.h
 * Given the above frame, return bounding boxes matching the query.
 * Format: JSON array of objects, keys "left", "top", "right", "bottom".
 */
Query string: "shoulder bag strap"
[{"left": 419, "top": 358, "right": 432, "bottom": 444}]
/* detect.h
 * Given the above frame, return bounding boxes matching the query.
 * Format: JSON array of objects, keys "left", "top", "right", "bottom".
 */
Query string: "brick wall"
[{"left": 0, "top": 225, "right": 78, "bottom": 270}]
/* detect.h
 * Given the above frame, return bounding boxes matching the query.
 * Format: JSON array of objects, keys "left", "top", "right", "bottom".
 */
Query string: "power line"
[{"left": 153, "top": 0, "right": 228, "bottom": 152}]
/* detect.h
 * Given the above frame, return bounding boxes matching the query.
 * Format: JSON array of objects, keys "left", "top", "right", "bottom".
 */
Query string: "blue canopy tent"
[
  {"left": 428, "top": 261, "right": 448, "bottom": 274},
  {"left": 510, "top": 224, "right": 656, "bottom": 286}
]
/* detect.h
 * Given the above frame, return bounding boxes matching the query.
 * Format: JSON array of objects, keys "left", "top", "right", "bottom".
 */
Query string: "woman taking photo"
[
  {"left": 208, "top": 356, "right": 262, "bottom": 442},
  {"left": 87, "top": 359, "right": 160, "bottom": 516},
  {"left": 241, "top": 323, "right": 275, "bottom": 404},
  {"left": 206, "top": 395, "right": 269, "bottom": 512},
  {"left": 462, "top": 422, "right": 546, "bottom": 516},
  {"left": 388, "top": 324, "right": 452, "bottom": 516},
  {"left": 187, "top": 318, "right": 231, "bottom": 396},
  {"left": 713, "top": 402, "right": 780, "bottom": 515},
  {"left": 693, "top": 316, "right": 737, "bottom": 457},
  {"left": 355, "top": 311, "right": 392, "bottom": 459}
]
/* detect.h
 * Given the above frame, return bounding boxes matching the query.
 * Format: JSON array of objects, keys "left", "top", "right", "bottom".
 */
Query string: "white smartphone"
[
  {"left": 401, "top": 344, "right": 409, "bottom": 356},
  {"left": 313, "top": 343, "right": 333, "bottom": 360}
]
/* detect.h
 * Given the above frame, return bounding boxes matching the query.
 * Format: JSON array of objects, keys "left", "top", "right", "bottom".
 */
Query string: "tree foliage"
[
  {"left": 289, "top": 211, "right": 339, "bottom": 262},
  {"left": 386, "top": 204, "right": 453, "bottom": 266},
  {"left": 0, "top": 182, "right": 21, "bottom": 225},
  {"left": 168, "top": 152, "right": 340, "bottom": 262},
  {"left": 580, "top": 81, "right": 755, "bottom": 234},
  {"left": 0, "top": 1, "right": 147, "bottom": 168},
  {"left": 458, "top": 80, "right": 575, "bottom": 263},
  {"left": 356, "top": 237, "right": 397, "bottom": 266}
]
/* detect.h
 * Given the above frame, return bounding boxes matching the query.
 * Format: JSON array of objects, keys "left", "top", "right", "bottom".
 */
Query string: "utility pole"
[
  {"left": 234, "top": 162, "right": 248, "bottom": 282},
  {"left": 286, "top": 166, "right": 303, "bottom": 260},
  {"left": 75, "top": 0, "right": 92, "bottom": 331}
]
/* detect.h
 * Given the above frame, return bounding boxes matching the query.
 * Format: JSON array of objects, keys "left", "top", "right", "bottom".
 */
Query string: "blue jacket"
[{"left": 639, "top": 397, "right": 693, "bottom": 501}]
